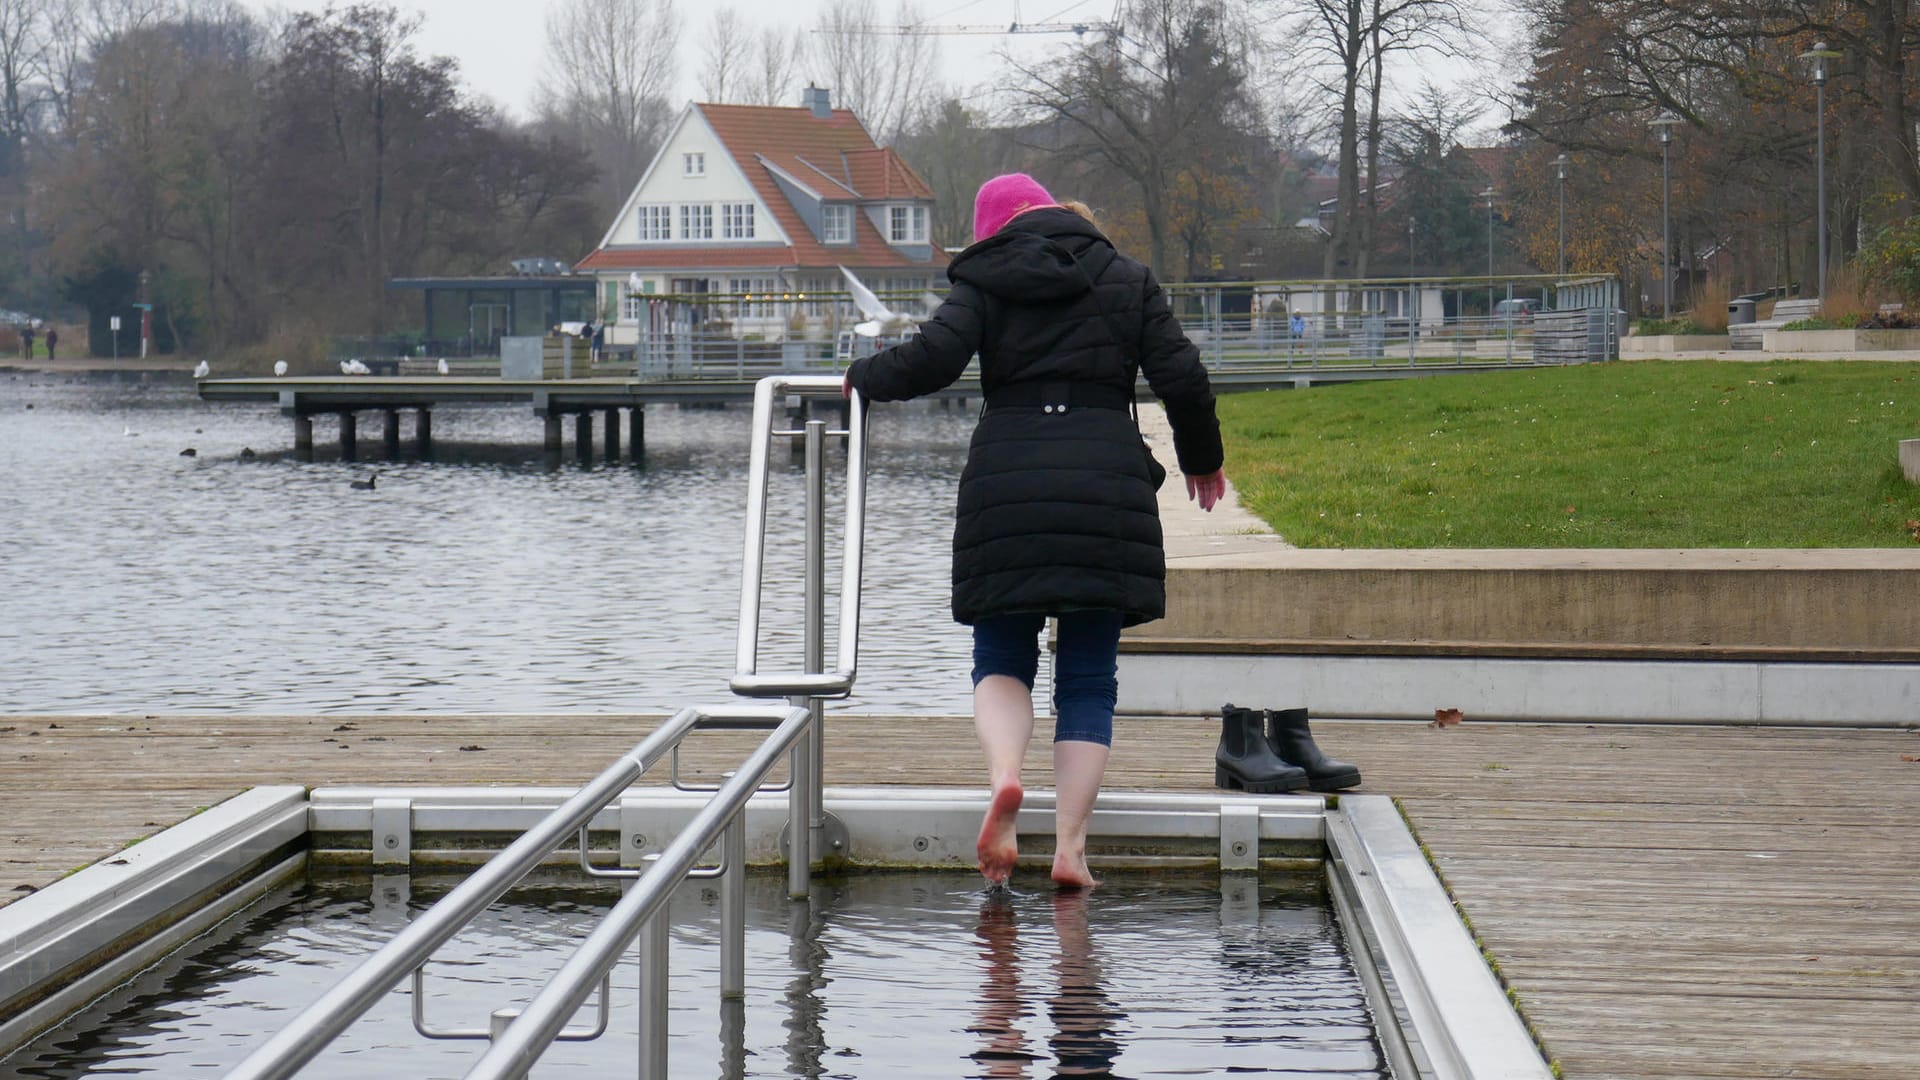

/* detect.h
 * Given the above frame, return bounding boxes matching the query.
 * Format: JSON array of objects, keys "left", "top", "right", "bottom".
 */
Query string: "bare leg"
[
  {"left": 974, "top": 674, "right": 1035, "bottom": 885},
  {"left": 1050, "top": 740, "right": 1109, "bottom": 889}
]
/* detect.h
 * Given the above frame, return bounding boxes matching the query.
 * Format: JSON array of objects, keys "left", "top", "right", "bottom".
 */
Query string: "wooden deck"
[{"left": 3, "top": 714, "right": 1915, "bottom": 1078}]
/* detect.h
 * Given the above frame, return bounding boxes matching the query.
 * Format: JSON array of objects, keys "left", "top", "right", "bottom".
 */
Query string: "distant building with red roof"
[{"left": 579, "top": 88, "right": 946, "bottom": 349}]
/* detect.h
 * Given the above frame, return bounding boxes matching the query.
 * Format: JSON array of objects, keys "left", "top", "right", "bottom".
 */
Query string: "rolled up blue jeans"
[{"left": 970, "top": 610, "right": 1124, "bottom": 746}]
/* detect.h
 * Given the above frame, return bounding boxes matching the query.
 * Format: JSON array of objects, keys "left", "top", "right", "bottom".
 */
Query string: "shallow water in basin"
[{"left": 0, "top": 871, "right": 1384, "bottom": 1078}]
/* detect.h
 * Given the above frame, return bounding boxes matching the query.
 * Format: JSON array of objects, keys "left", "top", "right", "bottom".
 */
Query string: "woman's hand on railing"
[{"left": 1185, "top": 470, "right": 1226, "bottom": 511}]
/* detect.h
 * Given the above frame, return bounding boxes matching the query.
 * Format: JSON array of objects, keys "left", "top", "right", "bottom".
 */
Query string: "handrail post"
[
  {"left": 636, "top": 853, "right": 670, "bottom": 1079},
  {"left": 804, "top": 417, "right": 827, "bottom": 859},
  {"left": 720, "top": 803, "right": 747, "bottom": 998}
]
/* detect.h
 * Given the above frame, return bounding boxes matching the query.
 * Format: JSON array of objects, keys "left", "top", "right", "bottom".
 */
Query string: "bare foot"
[
  {"left": 1051, "top": 849, "right": 1097, "bottom": 890},
  {"left": 977, "top": 782, "right": 1023, "bottom": 885}
]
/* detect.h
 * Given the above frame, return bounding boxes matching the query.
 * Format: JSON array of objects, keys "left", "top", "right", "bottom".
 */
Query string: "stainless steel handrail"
[
  {"left": 731, "top": 375, "right": 868, "bottom": 698},
  {"left": 226, "top": 704, "right": 717, "bottom": 1080},
  {"left": 464, "top": 705, "right": 811, "bottom": 1079},
  {"left": 228, "top": 374, "right": 871, "bottom": 1079}
]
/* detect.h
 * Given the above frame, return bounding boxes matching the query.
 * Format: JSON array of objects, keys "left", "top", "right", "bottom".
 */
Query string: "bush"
[
  {"left": 1859, "top": 216, "right": 1920, "bottom": 303},
  {"left": 1688, "top": 278, "right": 1732, "bottom": 332},
  {"left": 1779, "top": 314, "right": 1864, "bottom": 331},
  {"left": 1633, "top": 318, "right": 1707, "bottom": 336}
]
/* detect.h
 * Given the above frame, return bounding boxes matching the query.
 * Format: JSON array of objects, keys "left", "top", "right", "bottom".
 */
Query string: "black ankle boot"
[
  {"left": 1265, "top": 707, "right": 1362, "bottom": 791},
  {"left": 1215, "top": 704, "right": 1309, "bottom": 794}
]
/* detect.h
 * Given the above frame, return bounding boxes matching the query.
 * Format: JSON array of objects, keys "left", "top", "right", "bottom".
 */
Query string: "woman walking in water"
[{"left": 844, "top": 174, "right": 1225, "bottom": 889}]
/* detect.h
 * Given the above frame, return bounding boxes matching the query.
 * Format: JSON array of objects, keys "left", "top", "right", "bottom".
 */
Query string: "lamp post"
[
  {"left": 1800, "top": 42, "right": 1841, "bottom": 305},
  {"left": 1649, "top": 112, "right": 1683, "bottom": 318},
  {"left": 1554, "top": 153, "right": 1570, "bottom": 278},
  {"left": 1480, "top": 187, "right": 1496, "bottom": 319},
  {"left": 1408, "top": 213, "right": 1416, "bottom": 326}
]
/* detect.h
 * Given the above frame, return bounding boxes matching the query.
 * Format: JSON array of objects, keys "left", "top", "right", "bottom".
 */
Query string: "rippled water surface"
[
  {"left": 1, "top": 371, "right": 986, "bottom": 713},
  {"left": 0, "top": 872, "right": 1384, "bottom": 1079}
]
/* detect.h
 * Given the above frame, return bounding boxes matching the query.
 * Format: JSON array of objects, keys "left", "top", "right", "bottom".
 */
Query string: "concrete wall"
[
  {"left": 1135, "top": 549, "right": 1920, "bottom": 651},
  {"left": 1118, "top": 549, "right": 1920, "bottom": 723},
  {"left": 1620, "top": 335, "right": 1730, "bottom": 355},
  {"left": 1762, "top": 328, "right": 1920, "bottom": 351}
]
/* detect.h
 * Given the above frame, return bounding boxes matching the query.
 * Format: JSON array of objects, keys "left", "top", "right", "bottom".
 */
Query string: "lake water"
[
  {"left": 0, "top": 871, "right": 1385, "bottom": 1079},
  {"left": 0, "top": 370, "right": 989, "bottom": 715}
]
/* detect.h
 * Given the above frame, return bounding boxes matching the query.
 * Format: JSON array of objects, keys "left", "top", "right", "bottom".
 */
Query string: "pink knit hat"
[{"left": 973, "top": 173, "right": 1057, "bottom": 242}]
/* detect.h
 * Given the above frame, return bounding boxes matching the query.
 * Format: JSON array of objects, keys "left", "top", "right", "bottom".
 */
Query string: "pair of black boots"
[{"left": 1215, "top": 703, "right": 1362, "bottom": 793}]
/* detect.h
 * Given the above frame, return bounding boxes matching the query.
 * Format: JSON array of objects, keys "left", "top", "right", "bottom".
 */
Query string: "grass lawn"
[{"left": 1217, "top": 359, "right": 1920, "bottom": 547}]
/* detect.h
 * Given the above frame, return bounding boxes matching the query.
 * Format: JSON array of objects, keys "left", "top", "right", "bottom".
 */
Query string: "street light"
[
  {"left": 1553, "top": 153, "right": 1571, "bottom": 278},
  {"left": 1649, "top": 112, "right": 1684, "bottom": 318},
  {"left": 1800, "top": 41, "right": 1842, "bottom": 306},
  {"left": 1480, "top": 187, "right": 1497, "bottom": 318}
]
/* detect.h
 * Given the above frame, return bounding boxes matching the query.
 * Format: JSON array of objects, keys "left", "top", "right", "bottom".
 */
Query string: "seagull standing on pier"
[
  {"left": 838, "top": 266, "right": 928, "bottom": 338},
  {"left": 192, "top": 361, "right": 210, "bottom": 378},
  {"left": 273, "top": 360, "right": 288, "bottom": 376}
]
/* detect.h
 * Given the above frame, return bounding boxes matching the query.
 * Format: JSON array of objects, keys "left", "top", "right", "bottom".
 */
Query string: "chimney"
[{"left": 802, "top": 85, "right": 831, "bottom": 120}]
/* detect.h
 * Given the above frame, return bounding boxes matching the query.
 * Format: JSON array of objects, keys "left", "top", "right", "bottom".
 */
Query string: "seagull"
[
  {"left": 339, "top": 358, "right": 370, "bottom": 375},
  {"left": 628, "top": 271, "right": 643, "bottom": 294},
  {"left": 192, "top": 361, "right": 210, "bottom": 378},
  {"left": 350, "top": 472, "right": 379, "bottom": 490},
  {"left": 273, "top": 360, "right": 288, "bottom": 377},
  {"left": 838, "top": 266, "right": 925, "bottom": 338},
  {"left": 436, "top": 357, "right": 449, "bottom": 375}
]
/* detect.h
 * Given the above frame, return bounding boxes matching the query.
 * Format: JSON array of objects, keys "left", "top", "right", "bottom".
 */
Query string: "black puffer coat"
[{"left": 845, "top": 207, "right": 1222, "bottom": 627}]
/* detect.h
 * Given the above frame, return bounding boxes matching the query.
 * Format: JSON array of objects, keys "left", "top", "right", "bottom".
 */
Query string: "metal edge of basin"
[
  {"left": 0, "top": 786, "right": 308, "bottom": 1058},
  {"left": 1, "top": 785, "right": 1553, "bottom": 1079}
]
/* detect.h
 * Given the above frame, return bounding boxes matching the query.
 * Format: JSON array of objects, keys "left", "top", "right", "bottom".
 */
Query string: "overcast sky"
[{"left": 241, "top": 0, "right": 1086, "bottom": 120}]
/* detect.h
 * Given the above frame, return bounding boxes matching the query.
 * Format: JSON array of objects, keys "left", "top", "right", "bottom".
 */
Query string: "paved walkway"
[{"left": 1138, "top": 401, "right": 1295, "bottom": 556}]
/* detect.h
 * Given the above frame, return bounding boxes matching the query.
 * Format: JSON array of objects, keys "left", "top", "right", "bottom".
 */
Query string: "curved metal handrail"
[{"left": 731, "top": 375, "right": 868, "bottom": 698}]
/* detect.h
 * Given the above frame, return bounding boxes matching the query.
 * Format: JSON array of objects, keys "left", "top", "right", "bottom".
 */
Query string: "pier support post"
[
  {"left": 632, "top": 405, "right": 644, "bottom": 458},
  {"left": 575, "top": 412, "right": 592, "bottom": 464},
  {"left": 544, "top": 412, "right": 561, "bottom": 453},
  {"left": 604, "top": 407, "right": 620, "bottom": 461},
  {"left": 339, "top": 411, "right": 357, "bottom": 462},
  {"left": 293, "top": 415, "right": 313, "bottom": 461},
  {"left": 416, "top": 408, "right": 431, "bottom": 456},
  {"left": 382, "top": 409, "right": 400, "bottom": 458}
]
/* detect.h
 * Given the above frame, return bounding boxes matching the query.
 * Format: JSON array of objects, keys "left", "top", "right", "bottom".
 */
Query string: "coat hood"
[{"left": 946, "top": 207, "right": 1111, "bottom": 303}]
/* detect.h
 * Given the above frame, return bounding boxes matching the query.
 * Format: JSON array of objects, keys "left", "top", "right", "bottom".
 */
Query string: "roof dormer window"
[
  {"left": 821, "top": 204, "right": 852, "bottom": 244},
  {"left": 684, "top": 152, "right": 705, "bottom": 177},
  {"left": 888, "top": 204, "right": 927, "bottom": 244}
]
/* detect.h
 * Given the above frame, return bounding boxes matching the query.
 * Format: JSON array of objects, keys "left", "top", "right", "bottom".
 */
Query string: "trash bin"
[{"left": 1728, "top": 298, "right": 1757, "bottom": 326}]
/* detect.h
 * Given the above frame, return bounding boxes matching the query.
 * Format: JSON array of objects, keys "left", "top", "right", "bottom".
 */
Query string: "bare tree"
[
  {"left": 539, "top": 0, "right": 680, "bottom": 217},
  {"left": 1005, "top": 0, "right": 1265, "bottom": 276},
  {"left": 748, "top": 24, "right": 804, "bottom": 106},
  {"left": 808, "top": 0, "right": 937, "bottom": 142},
  {"left": 698, "top": 7, "right": 750, "bottom": 102}
]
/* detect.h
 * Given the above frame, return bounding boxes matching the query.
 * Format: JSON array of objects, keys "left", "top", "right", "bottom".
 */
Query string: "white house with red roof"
[{"left": 578, "top": 88, "right": 946, "bottom": 350}]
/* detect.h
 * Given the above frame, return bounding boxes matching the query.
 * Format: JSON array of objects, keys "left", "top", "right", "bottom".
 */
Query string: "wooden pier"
[
  {"left": 2, "top": 713, "right": 1913, "bottom": 1078},
  {"left": 195, "top": 360, "right": 1549, "bottom": 460}
]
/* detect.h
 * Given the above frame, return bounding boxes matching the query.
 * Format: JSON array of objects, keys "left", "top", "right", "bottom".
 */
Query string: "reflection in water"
[
  {"left": 969, "top": 897, "right": 1042, "bottom": 1076},
  {"left": 0, "top": 872, "right": 1384, "bottom": 1078},
  {"left": 1047, "top": 893, "right": 1127, "bottom": 1078},
  {"left": 970, "top": 893, "right": 1130, "bottom": 1080}
]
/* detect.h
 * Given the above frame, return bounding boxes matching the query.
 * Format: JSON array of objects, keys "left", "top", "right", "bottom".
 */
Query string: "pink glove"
[{"left": 1186, "top": 469, "right": 1226, "bottom": 512}]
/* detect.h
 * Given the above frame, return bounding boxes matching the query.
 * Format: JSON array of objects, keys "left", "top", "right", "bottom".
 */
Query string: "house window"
[
  {"left": 821, "top": 204, "right": 851, "bottom": 243},
  {"left": 684, "top": 152, "right": 704, "bottom": 177},
  {"left": 722, "top": 203, "right": 756, "bottom": 239},
  {"left": 637, "top": 205, "right": 671, "bottom": 241},
  {"left": 727, "top": 276, "right": 779, "bottom": 318},
  {"left": 888, "top": 204, "right": 928, "bottom": 243},
  {"left": 679, "top": 204, "right": 713, "bottom": 240}
]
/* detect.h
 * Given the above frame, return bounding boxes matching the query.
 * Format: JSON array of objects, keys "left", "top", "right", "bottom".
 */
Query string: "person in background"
[
  {"left": 590, "top": 320, "right": 605, "bottom": 362},
  {"left": 20, "top": 324, "right": 32, "bottom": 359},
  {"left": 44, "top": 327, "right": 57, "bottom": 359},
  {"left": 844, "top": 174, "right": 1226, "bottom": 890}
]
